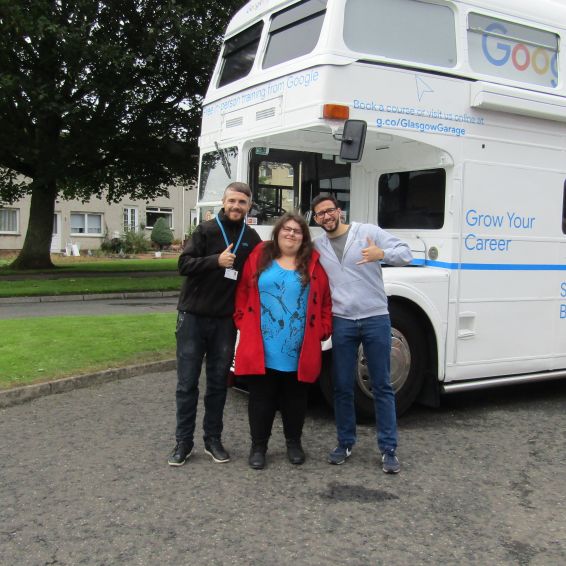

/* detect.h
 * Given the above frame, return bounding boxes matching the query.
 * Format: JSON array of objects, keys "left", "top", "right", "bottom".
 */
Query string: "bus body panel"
[{"left": 197, "top": 0, "right": 566, "bottom": 410}]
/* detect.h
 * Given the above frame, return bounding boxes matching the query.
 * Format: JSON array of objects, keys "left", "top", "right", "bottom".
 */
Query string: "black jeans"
[
  {"left": 175, "top": 312, "right": 236, "bottom": 443},
  {"left": 247, "top": 368, "right": 309, "bottom": 447}
]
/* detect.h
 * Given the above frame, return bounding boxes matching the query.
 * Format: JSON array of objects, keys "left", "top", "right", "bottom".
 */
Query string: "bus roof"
[
  {"left": 463, "top": 0, "right": 566, "bottom": 28},
  {"left": 226, "top": 0, "right": 566, "bottom": 37}
]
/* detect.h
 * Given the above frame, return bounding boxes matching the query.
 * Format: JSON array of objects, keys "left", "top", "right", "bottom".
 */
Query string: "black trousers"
[
  {"left": 247, "top": 368, "right": 309, "bottom": 448},
  {"left": 175, "top": 312, "right": 236, "bottom": 442}
]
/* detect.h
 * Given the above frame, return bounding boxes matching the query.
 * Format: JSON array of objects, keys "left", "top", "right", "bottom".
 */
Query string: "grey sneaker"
[
  {"left": 328, "top": 445, "right": 352, "bottom": 465},
  {"left": 382, "top": 449, "right": 400, "bottom": 474}
]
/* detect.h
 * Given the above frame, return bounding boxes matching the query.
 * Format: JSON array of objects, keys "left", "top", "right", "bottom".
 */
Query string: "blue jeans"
[
  {"left": 332, "top": 315, "right": 398, "bottom": 453},
  {"left": 175, "top": 312, "right": 236, "bottom": 443}
]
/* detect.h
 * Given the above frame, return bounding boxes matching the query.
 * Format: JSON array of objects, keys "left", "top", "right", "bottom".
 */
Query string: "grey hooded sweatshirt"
[{"left": 313, "top": 222, "right": 413, "bottom": 320}]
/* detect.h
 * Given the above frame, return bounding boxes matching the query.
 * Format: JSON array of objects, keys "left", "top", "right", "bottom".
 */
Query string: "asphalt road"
[
  {"left": 0, "top": 296, "right": 179, "bottom": 319},
  {"left": 1, "top": 370, "right": 565, "bottom": 565}
]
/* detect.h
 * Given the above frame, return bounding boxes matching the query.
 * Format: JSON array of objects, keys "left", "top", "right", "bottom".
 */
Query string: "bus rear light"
[{"left": 322, "top": 104, "right": 349, "bottom": 120}]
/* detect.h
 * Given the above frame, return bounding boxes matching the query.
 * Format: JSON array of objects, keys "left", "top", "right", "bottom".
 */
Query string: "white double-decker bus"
[{"left": 197, "top": 0, "right": 566, "bottom": 416}]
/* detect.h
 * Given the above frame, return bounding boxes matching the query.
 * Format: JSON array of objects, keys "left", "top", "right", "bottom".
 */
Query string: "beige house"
[{"left": 0, "top": 186, "right": 197, "bottom": 254}]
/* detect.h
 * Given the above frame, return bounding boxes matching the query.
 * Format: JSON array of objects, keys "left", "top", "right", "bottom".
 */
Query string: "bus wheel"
[{"left": 354, "top": 304, "right": 426, "bottom": 420}]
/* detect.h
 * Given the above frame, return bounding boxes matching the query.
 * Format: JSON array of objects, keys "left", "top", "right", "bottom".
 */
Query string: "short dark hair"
[
  {"left": 311, "top": 194, "right": 339, "bottom": 212},
  {"left": 224, "top": 182, "right": 252, "bottom": 199}
]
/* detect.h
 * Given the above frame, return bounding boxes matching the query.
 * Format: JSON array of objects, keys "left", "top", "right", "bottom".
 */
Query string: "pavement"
[
  {"left": 2, "top": 288, "right": 566, "bottom": 563},
  {"left": 2, "top": 369, "right": 565, "bottom": 564},
  {"left": 0, "top": 292, "right": 179, "bottom": 312}
]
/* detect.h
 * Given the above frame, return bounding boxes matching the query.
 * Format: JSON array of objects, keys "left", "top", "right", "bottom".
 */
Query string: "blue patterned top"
[{"left": 258, "top": 261, "right": 309, "bottom": 372}]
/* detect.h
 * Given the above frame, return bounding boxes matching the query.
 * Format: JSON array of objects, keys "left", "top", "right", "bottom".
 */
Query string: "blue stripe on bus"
[{"left": 409, "top": 259, "right": 566, "bottom": 271}]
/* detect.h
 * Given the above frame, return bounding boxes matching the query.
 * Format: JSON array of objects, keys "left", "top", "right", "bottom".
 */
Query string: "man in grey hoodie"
[{"left": 311, "top": 195, "right": 413, "bottom": 473}]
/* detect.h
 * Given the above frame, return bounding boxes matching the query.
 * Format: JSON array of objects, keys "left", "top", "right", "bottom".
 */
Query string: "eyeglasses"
[
  {"left": 281, "top": 226, "right": 303, "bottom": 236},
  {"left": 313, "top": 207, "right": 338, "bottom": 219}
]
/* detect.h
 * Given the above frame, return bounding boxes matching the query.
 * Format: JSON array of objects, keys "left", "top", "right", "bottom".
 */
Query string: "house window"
[
  {"left": 146, "top": 207, "right": 173, "bottom": 229},
  {"left": 123, "top": 207, "right": 139, "bottom": 231},
  {"left": 0, "top": 208, "right": 19, "bottom": 233},
  {"left": 70, "top": 212, "right": 103, "bottom": 235}
]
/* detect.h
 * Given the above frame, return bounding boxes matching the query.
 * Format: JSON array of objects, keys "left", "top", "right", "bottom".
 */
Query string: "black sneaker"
[
  {"left": 168, "top": 440, "right": 193, "bottom": 467},
  {"left": 204, "top": 438, "right": 230, "bottom": 463}
]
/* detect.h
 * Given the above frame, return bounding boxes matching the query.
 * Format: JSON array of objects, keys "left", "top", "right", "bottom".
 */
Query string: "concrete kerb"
[
  {"left": 0, "top": 359, "right": 176, "bottom": 409},
  {"left": 0, "top": 290, "right": 179, "bottom": 304}
]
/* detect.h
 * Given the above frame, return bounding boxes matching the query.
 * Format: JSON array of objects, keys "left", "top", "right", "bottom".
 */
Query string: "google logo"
[{"left": 482, "top": 23, "right": 558, "bottom": 87}]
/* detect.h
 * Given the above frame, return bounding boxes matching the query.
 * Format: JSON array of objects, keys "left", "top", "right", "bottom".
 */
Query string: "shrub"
[
  {"left": 100, "top": 236, "right": 122, "bottom": 254},
  {"left": 123, "top": 227, "right": 151, "bottom": 254},
  {"left": 99, "top": 226, "right": 151, "bottom": 255},
  {"left": 150, "top": 218, "right": 174, "bottom": 250}
]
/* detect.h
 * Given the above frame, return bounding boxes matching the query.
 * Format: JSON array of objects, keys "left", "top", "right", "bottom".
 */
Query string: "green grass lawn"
[
  {"left": 54, "top": 257, "right": 178, "bottom": 272},
  {"left": 0, "top": 257, "right": 178, "bottom": 275},
  {"left": 0, "top": 313, "right": 177, "bottom": 389},
  {"left": 0, "top": 275, "right": 182, "bottom": 297}
]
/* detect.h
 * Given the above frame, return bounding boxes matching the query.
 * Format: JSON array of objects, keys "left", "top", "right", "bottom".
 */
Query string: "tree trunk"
[{"left": 11, "top": 180, "right": 58, "bottom": 270}]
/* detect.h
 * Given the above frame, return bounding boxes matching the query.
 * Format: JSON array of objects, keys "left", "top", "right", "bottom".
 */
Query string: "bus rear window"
[
  {"left": 218, "top": 22, "right": 263, "bottom": 88},
  {"left": 344, "top": 0, "right": 456, "bottom": 68},
  {"left": 378, "top": 169, "right": 446, "bottom": 229},
  {"left": 262, "top": 0, "right": 327, "bottom": 69}
]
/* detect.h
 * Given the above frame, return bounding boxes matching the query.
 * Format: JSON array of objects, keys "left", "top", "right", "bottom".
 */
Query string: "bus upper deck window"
[
  {"left": 218, "top": 22, "right": 263, "bottom": 88},
  {"left": 263, "top": 0, "right": 327, "bottom": 69},
  {"left": 468, "top": 13, "right": 558, "bottom": 89},
  {"left": 344, "top": 0, "right": 456, "bottom": 68}
]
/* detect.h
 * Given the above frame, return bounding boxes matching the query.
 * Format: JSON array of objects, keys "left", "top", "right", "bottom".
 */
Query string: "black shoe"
[
  {"left": 204, "top": 438, "right": 230, "bottom": 463},
  {"left": 248, "top": 445, "right": 266, "bottom": 470},
  {"left": 286, "top": 441, "right": 305, "bottom": 465},
  {"left": 168, "top": 440, "right": 193, "bottom": 467}
]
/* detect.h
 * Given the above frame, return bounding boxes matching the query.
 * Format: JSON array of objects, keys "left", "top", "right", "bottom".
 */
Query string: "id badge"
[{"left": 224, "top": 268, "right": 238, "bottom": 280}]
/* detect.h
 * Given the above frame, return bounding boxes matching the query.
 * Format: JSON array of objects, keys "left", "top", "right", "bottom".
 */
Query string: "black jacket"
[{"left": 177, "top": 210, "right": 262, "bottom": 317}]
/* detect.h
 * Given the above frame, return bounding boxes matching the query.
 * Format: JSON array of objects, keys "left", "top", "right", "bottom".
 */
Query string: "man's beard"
[
  {"left": 321, "top": 219, "right": 339, "bottom": 233},
  {"left": 226, "top": 208, "right": 244, "bottom": 221}
]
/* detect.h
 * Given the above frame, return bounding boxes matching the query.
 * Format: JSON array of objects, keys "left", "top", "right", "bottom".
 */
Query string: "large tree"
[{"left": 0, "top": 0, "right": 245, "bottom": 269}]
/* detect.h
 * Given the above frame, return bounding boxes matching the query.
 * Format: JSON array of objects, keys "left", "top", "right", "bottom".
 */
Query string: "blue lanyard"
[{"left": 216, "top": 216, "right": 246, "bottom": 255}]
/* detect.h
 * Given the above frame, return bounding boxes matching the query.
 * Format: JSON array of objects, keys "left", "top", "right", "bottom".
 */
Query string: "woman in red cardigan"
[{"left": 234, "top": 212, "right": 332, "bottom": 469}]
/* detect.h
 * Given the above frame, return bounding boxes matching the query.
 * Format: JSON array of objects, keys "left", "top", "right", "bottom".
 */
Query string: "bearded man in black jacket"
[{"left": 169, "top": 182, "right": 261, "bottom": 466}]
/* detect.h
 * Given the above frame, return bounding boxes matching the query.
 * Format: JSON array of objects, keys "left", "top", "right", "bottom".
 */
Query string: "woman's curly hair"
[{"left": 256, "top": 212, "right": 313, "bottom": 286}]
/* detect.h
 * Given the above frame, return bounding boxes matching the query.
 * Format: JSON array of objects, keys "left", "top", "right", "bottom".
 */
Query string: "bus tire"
[{"left": 353, "top": 303, "right": 426, "bottom": 420}]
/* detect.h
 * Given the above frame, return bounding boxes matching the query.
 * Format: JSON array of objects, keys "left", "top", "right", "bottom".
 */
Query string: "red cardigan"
[{"left": 233, "top": 243, "right": 332, "bottom": 383}]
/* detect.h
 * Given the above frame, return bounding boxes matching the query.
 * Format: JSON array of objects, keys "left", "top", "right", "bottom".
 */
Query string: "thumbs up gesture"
[
  {"left": 218, "top": 243, "right": 236, "bottom": 268},
  {"left": 356, "top": 237, "right": 385, "bottom": 265}
]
